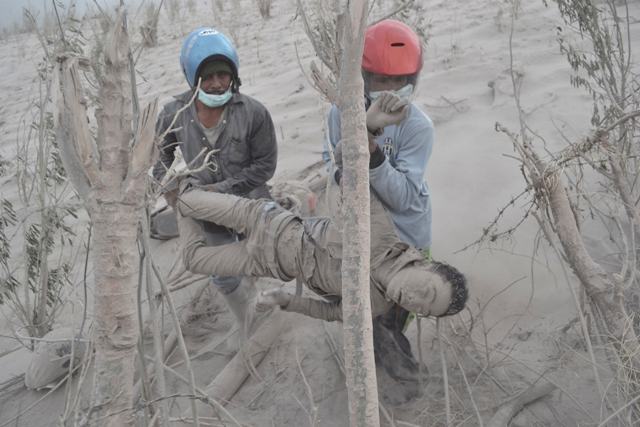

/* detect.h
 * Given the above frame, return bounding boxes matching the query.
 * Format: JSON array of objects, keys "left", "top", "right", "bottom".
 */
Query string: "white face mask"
[
  {"left": 198, "top": 88, "right": 232, "bottom": 107},
  {"left": 368, "top": 83, "right": 414, "bottom": 103}
]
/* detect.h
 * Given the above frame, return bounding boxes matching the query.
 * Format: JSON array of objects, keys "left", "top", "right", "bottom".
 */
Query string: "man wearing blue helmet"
[{"left": 153, "top": 28, "right": 278, "bottom": 347}]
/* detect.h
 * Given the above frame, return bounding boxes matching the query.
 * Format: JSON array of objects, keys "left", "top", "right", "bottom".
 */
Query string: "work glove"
[{"left": 366, "top": 92, "right": 409, "bottom": 133}]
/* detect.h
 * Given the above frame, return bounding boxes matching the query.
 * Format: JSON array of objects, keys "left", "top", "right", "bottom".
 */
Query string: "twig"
[
  {"left": 437, "top": 319, "right": 451, "bottom": 426},
  {"left": 156, "top": 82, "right": 199, "bottom": 145},
  {"left": 597, "top": 393, "right": 640, "bottom": 427},
  {"left": 293, "top": 41, "right": 336, "bottom": 104},
  {"left": 0, "top": 372, "right": 71, "bottom": 427},
  {"left": 92, "top": 392, "right": 235, "bottom": 425},
  {"left": 322, "top": 322, "right": 344, "bottom": 374},
  {"left": 144, "top": 356, "right": 240, "bottom": 426},
  {"left": 473, "top": 338, "right": 597, "bottom": 423},
  {"left": 295, "top": 346, "right": 318, "bottom": 426},
  {"left": 370, "top": 1, "right": 413, "bottom": 25},
  {"left": 67, "top": 326, "right": 95, "bottom": 424},
  {"left": 139, "top": 218, "right": 170, "bottom": 426},
  {"left": 148, "top": 250, "right": 200, "bottom": 426},
  {"left": 454, "top": 347, "right": 484, "bottom": 427},
  {"left": 80, "top": 224, "right": 91, "bottom": 336},
  {"left": 439, "top": 95, "right": 468, "bottom": 113},
  {"left": 416, "top": 317, "right": 424, "bottom": 389},
  {"left": 158, "top": 148, "right": 220, "bottom": 192},
  {"left": 0, "top": 332, "right": 89, "bottom": 344},
  {"left": 486, "top": 381, "right": 556, "bottom": 427},
  {"left": 0, "top": 346, "right": 20, "bottom": 359},
  {"left": 51, "top": 0, "right": 67, "bottom": 48},
  {"left": 165, "top": 273, "right": 208, "bottom": 295}
]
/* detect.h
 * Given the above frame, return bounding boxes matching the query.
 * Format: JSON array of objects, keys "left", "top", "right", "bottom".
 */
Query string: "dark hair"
[{"left": 429, "top": 261, "right": 468, "bottom": 316}]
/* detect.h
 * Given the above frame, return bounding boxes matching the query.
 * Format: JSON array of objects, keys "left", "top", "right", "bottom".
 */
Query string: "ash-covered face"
[
  {"left": 386, "top": 261, "right": 467, "bottom": 317},
  {"left": 197, "top": 60, "right": 233, "bottom": 94}
]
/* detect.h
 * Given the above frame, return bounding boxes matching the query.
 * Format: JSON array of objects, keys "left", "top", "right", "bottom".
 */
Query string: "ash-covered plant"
[
  {"left": 140, "top": 0, "right": 163, "bottom": 48},
  {"left": 295, "top": 0, "right": 343, "bottom": 102},
  {"left": 476, "top": 0, "right": 640, "bottom": 422},
  {"left": 297, "top": 0, "right": 343, "bottom": 76},
  {"left": 549, "top": 2, "right": 640, "bottom": 417},
  {"left": 210, "top": 0, "right": 224, "bottom": 14},
  {"left": 548, "top": 0, "right": 640, "bottom": 310},
  {"left": 0, "top": 7, "right": 86, "bottom": 342},
  {"left": 551, "top": 0, "right": 639, "bottom": 124},
  {"left": 164, "top": 0, "right": 182, "bottom": 23},
  {"left": 390, "top": 0, "right": 431, "bottom": 45},
  {"left": 255, "top": 0, "right": 273, "bottom": 19}
]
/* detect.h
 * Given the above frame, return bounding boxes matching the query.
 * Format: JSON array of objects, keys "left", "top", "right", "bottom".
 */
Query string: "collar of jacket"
[{"left": 173, "top": 90, "right": 244, "bottom": 106}]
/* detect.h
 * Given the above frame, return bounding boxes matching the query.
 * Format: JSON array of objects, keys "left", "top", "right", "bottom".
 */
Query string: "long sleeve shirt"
[
  {"left": 153, "top": 91, "right": 277, "bottom": 198},
  {"left": 323, "top": 103, "right": 434, "bottom": 249}
]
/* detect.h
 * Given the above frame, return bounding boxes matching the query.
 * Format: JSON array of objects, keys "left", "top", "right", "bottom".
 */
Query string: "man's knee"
[
  {"left": 175, "top": 189, "right": 198, "bottom": 217},
  {"left": 181, "top": 240, "right": 202, "bottom": 274}
]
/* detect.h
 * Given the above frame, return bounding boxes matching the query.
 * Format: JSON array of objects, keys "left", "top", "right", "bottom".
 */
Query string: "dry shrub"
[
  {"left": 479, "top": 0, "right": 640, "bottom": 423},
  {"left": 164, "top": 0, "right": 181, "bottom": 23},
  {"left": 1, "top": 7, "right": 85, "bottom": 343},
  {"left": 390, "top": 0, "right": 431, "bottom": 45},
  {"left": 255, "top": 0, "right": 273, "bottom": 19},
  {"left": 140, "top": 1, "right": 161, "bottom": 47},
  {"left": 297, "top": 0, "right": 342, "bottom": 77}
]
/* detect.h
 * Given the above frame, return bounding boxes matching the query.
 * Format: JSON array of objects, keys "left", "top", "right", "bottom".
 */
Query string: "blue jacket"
[{"left": 323, "top": 103, "right": 434, "bottom": 249}]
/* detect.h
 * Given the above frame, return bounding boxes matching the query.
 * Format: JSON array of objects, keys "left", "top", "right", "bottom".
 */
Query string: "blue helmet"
[{"left": 180, "top": 27, "right": 240, "bottom": 90}]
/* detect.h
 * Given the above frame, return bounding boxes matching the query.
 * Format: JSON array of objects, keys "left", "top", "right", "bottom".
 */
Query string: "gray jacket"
[{"left": 153, "top": 91, "right": 277, "bottom": 198}]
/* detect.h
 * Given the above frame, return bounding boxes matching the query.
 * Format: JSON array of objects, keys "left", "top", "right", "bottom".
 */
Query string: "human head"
[
  {"left": 385, "top": 260, "right": 468, "bottom": 317},
  {"left": 198, "top": 60, "right": 233, "bottom": 94},
  {"left": 180, "top": 27, "right": 241, "bottom": 93},
  {"left": 362, "top": 19, "right": 423, "bottom": 101}
]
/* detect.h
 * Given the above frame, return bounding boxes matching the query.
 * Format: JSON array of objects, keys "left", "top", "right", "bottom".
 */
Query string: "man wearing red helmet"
[
  {"left": 323, "top": 19, "right": 435, "bottom": 376},
  {"left": 324, "top": 19, "right": 431, "bottom": 254}
]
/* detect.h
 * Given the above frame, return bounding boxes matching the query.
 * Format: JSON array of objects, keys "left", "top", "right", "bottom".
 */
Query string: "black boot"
[{"left": 373, "top": 311, "right": 428, "bottom": 404}]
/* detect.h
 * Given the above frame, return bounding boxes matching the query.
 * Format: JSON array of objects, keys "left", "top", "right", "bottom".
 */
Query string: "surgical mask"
[
  {"left": 198, "top": 88, "right": 232, "bottom": 107},
  {"left": 368, "top": 83, "right": 414, "bottom": 103}
]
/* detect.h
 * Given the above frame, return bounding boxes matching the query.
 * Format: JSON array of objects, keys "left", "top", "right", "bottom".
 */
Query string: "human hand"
[
  {"left": 256, "top": 288, "right": 292, "bottom": 311},
  {"left": 197, "top": 183, "right": 219, "bottom": 192},
  {"left": 366, "top": 92, "right": 409, "bottom": 132},
  {"left": 163, "top": 189, "right": 179, "bottom": 208}
]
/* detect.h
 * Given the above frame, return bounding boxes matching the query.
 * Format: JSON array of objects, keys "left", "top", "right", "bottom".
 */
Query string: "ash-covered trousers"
[
  {"left": 204, "top": 228, "right": 240, "bottom": 294},
  {"left": 176, "top": 189, "right": 301, "bottom": 282}
]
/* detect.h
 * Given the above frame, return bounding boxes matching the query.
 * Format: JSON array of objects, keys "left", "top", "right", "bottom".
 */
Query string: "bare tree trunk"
[
  {"left": 543, "top": 169, "right": 640, "bottom": 370},
  {"left": 90, "top": 207, "right": 140, "bottom": 424},
  {"left": 54, "top": 9, "right": 158, "bottom": 426},
  {"left": 337, "top": 1, "right": 380, "bottom": 426}
]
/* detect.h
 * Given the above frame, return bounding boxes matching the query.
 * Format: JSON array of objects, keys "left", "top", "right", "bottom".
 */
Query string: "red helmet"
[{"left": 362, "top": 20, "right": 422, "bottom": 76}]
